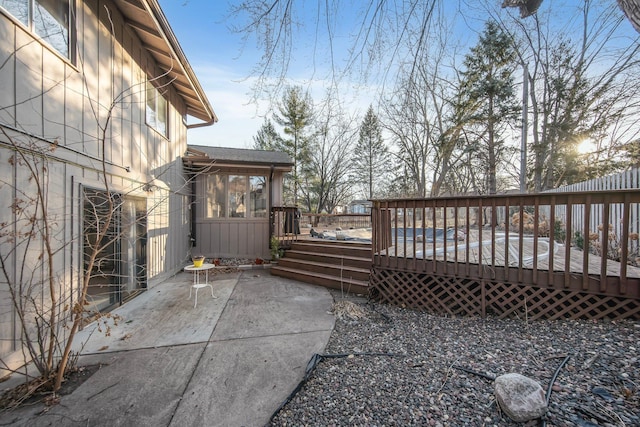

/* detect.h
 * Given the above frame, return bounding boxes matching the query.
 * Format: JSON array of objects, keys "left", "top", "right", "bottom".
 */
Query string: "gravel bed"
[{"left": 269, "top": 300, "right": 640, "bottom": 427}]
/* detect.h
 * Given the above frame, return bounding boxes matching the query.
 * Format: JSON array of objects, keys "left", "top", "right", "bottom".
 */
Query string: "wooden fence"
[{"left": 370, "top": 190, "right": 640, "bottom": 320}]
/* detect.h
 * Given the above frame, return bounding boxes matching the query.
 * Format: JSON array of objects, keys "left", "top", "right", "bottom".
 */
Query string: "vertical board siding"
[
  {"left": 0, "top": 148, "right": 16, "bottom": 356},
  {"left": 0, "top": 0, "right": 196, "bottom": 368},
  {"left": 195, "top": 220, "right": 270, "bottom": 259},
  {"left": 15, "top": 28, "right": 43, "bottom": 136},
  {"left": 0, "top": 15, "right": 16, "bottom": 126}
]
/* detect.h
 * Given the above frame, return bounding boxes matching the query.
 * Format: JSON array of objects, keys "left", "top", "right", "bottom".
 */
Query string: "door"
[{"left": 82, "top": 188, "right": 147, "bottom": 313}]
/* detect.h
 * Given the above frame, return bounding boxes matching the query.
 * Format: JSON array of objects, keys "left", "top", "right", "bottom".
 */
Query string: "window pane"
[
  {"left": 206, "top": 175, "right": 225, "bottom": 218},
  {"left": 145, "top": 81, "right": 156, "bottom": 128},
  {"left": 0, "top": 0, "right": 29, "bottom": 26},
  {"left": 145, "top": 80, "right": 168, "bottom": 136},
  {"left": 157, "top": 92, "right": 167, "bottom": 136},
  {"left": 250, "top": 176, "right": 267, "bottom": 218},
  {"left": 34, "top": 0, "right": 70, "bottom": 58},
  {"left": 228, "top": 175, "right": 247, "bottom": 218}
]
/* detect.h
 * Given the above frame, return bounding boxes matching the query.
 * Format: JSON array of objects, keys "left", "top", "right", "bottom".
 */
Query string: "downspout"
[
  {"left": 190, "top": 171, "right": 197, "bottom": 248},
  {"left": 269, "top": 165, "right": 275, "bottom": 243}
]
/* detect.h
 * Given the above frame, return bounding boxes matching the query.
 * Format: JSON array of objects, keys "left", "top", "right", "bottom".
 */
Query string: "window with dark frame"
[{"left": 205, "top": 174, "right": 268, "bottom": 219}]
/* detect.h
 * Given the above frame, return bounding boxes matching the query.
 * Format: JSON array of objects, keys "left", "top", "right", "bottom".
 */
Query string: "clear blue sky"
[{"left": 158, "top": 1, "right": 266, "bottom": 148}]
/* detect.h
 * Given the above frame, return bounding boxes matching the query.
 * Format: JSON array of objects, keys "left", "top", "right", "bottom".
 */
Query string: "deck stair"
[{"left": 270, "top": 240, "right": 371, "bottom": 295}]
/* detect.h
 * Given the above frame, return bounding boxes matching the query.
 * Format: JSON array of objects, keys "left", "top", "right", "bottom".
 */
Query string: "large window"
[
  {"left": 205, "top": 174, "right": 226, "bottom": 218},
  {"left": 250, "top": 176, "right": 268, "bottom": 218},
  {"left": 146, "top": 80, "right": 168, "bottom": 136},
  {"left": 1, "top": 0, "right": 75, "bottom": 61},
  {"left": 206, "top": 174, "right": 268, "bottom": 219}
]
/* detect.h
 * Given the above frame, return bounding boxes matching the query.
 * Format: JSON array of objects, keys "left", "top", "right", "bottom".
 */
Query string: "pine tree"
[
  {"left": 253, "top": 118, "right": 282, "bottom": 150},
  {"left": 273, "top": 86, "right": 314, "bottom": 205},
  {"left": 457, "top": 20, "right": 520, "bottom": 195},
  {"left": 352, "top": 105, "right": 389, "bottom": 199}
]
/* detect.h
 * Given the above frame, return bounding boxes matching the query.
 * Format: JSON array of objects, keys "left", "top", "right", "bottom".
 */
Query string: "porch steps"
[{"left": 270, "top": 240, "right": 371, "bottom": 295}]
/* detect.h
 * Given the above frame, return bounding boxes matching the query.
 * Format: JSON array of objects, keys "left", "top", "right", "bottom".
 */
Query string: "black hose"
[
  {"left": 452, "top": 365, "right": 497, "bottom": 381},
  {"left": 540, "top": 355, "right": 571, "bottom": 427}
]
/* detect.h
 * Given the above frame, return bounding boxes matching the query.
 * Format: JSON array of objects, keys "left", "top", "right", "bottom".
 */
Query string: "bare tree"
[
  {"left": 300, "top": 101, "right": 356, "bottom": 213},
  {"left": 227, "top": 0, "right": 443, "bottom": 101},
  {"left": 503, "top": 0, "right": 640, "bottom": 33},
  {"left": 500, "top": 0, "right": 640, "bottom": 190}
]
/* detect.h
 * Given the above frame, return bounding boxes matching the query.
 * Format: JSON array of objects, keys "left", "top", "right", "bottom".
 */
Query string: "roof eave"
[{"left": 114, "top": 0, "right": 218, "bottom": 125}]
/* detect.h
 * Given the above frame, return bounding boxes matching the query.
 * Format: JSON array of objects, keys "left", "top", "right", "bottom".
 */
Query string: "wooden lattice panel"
[
  {"left": 371, "top": 269, "right": 483, "bottom": 317},
  {"left": 371, "top": 267, "right": 640, "bottom": 320}
]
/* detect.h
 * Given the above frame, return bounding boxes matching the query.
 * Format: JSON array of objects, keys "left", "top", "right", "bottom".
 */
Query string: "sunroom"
[{"left": 183, "top": 145, "right": 294, "bottom": 260}]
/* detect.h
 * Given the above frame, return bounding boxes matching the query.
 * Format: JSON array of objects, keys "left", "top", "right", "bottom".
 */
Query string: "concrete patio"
[{"left": 1, "top": 268, "right": 335, "bottom": 426}]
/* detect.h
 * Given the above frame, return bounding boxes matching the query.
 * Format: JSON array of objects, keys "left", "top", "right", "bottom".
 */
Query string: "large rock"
[{"left": 494, "top": 373, "right": 547, "bottom": 422}]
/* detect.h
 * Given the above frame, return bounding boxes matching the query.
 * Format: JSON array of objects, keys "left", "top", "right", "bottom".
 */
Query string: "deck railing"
[
  {"left": 300, "top": 213, "right": 372, "bottom": 230},
  {"left": 270, "top": 206, "right": 300, "bottom": 249},
  {"left": 270, "top": 207, "right": 372, "bottom": 249},
  {"left": 371, "top": 190, "right": 640, "bottom": 319}
]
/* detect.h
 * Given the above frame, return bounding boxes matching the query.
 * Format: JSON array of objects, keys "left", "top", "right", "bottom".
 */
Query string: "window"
[
  {"left": 250, "top": 176, "right": 268, "bottom": 218},
  {"left": 1, "top": 0, "right": 75, "bottom": 61},
  {"left": 228, "top": 175, "right": 247, "bottom": 218},
  {"left": 146, "top": 80, "right": 168, "bottom": 136},
  {"left": 206, "top": 175, "right": 226, "bottom": 218},
  {"left": 205, "top": 174, "right": 268, "bottom": 219}
]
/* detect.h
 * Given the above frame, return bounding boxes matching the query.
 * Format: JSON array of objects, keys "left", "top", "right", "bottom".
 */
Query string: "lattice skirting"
[{"left": 370, "top": 268, "right": 640, "bottom": 320}]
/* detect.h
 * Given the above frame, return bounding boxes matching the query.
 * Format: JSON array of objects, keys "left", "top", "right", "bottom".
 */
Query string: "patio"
[{"left": 2, "top": 269, "right": 335, "bottom": 426}]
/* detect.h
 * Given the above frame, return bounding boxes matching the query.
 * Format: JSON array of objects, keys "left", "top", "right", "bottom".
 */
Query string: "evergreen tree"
[
  {"left": 352, "top": 106, "right": 389, "bottom": 199},
  {"left": 253, "top": 118, "right": 282, "bottom": 150},
  {"left": 457, "top": 21, "right": 520, "bottom": 195},
  {"left": 273, "top": 86, "right": 314, "bottom": 205}
]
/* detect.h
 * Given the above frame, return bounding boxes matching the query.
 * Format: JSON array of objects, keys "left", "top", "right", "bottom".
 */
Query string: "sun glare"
[{"left": 577, "top": 139, "right": 596, "bottom": 155}]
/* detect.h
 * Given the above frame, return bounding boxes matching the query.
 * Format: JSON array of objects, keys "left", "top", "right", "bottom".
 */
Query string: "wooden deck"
[
  {"left": 368, "top": 191, "right": 640, "bottom": 320},
  {"left": 380, "top": 228, "right": 640, "bottom": 279}
]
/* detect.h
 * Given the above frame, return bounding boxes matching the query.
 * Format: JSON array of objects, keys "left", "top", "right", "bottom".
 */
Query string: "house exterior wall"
[
  {"left": 0, "top": 0, "right": 192, "bottom": 367},
  {"left": 193, "top": 170, "right": 286, "bottom": 260}
]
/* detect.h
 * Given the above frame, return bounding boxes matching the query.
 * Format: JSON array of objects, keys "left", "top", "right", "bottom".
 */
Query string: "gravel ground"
[{"left": 269, "top": 298, "right": 640, "bottom": 427}]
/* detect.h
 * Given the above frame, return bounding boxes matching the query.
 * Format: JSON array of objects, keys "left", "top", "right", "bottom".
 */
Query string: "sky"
[
  {"left": 157, "top": 1, "right": 266, "bottom": 149},
  {"left": 156, "top": 0, "right": 439, "bottom": 150},
  {"left": 155, "top": 1, "right": 636, "bottom": 151}
]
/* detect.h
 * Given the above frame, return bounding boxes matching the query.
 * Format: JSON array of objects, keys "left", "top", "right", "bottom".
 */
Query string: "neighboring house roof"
[
  {"left": 113, "top": 0, "right": 217, "bottom": 127},
  {"left": 184, "top": 145, "right": 294, "bottom": 170}
]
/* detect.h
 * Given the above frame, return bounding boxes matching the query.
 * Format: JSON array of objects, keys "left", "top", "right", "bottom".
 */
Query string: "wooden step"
[
  {"left": 269, "top": 239, "right": 372, "bottom": 294},
  {"left": 285, "top": 250, "right": 372, "bottom": 270},
  {"left": 290, "top": 241, "right": 371, "bottom": 258},
  {"left": 277, "top": 258, "right": 370, "bottom": 282},
  {"left": 270, "top": 265, "right": 369, "bottom": 295}
]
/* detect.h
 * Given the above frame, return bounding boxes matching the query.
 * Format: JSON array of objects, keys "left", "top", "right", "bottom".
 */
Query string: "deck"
[
  {"left": 272, "top": 190, "right": 640, "bottom": 320},
  {"left": 369, "top": 190, "right": 640, "bottom": 320}
]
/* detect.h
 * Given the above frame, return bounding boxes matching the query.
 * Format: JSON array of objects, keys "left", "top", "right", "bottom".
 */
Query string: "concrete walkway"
[{"left": 1, "top": 269, "right": 335, "bottom": 426}]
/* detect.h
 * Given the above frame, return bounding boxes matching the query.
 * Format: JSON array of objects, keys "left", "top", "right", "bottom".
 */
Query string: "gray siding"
[
  {"left": 192, "top": 172, "right": 288, "bottom": 260},
  {"left": 0, "top": 0, "right": 193, "bottom": 368}
]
